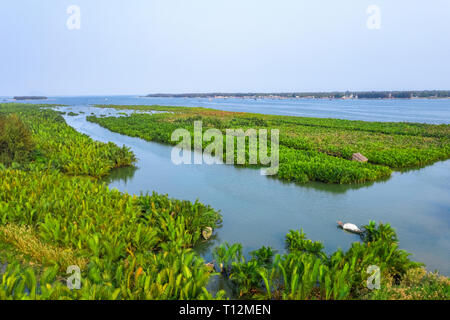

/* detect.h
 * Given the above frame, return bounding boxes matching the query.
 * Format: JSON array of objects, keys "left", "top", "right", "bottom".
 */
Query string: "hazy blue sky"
[{"left": 1, "top": 0, "right": 449, "bottom": 95}]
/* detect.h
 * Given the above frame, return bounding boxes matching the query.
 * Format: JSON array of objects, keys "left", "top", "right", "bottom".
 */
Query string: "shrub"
[
  {"left": 370, "top": 267, "right": 450, "bottom": 300},
  {"left": 0, "top": 114, "right": 35, "bottom": 166},
  {"left": 87, "top": 105, "right": 449, "bottom": 184}
]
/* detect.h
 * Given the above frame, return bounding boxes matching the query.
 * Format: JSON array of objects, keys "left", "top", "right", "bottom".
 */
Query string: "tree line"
[{"left": 145, "top": 90, "right": 450, "bottom": 99}]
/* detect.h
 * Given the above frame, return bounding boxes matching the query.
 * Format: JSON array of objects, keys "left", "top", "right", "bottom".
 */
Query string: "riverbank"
[{"left": 87, "top": 105, "right": 450, "bottom": 184}]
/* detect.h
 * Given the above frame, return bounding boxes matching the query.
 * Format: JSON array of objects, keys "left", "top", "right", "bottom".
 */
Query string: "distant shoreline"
[
  {"left": 13, "top": 96, "right": 47, "bottom": 101},
  {"left": 141, "top": 96, "right": 450, "bottom": 101},
  {"left": 144, "top": 90, "right": 450, "bottom": 100}
]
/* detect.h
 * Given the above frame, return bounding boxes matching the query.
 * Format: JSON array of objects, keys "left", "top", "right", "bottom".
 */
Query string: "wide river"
[{"left": 11, "top": 96, "right": 449, "bottom": 275}]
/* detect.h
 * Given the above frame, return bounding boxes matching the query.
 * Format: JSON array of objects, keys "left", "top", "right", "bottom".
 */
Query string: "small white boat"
[{"left": 337, "top": 221, "right": 363, "bottom": 234}]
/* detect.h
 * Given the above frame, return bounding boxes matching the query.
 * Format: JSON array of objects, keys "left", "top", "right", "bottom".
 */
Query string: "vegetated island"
[
  {"left": 13, "top": 96, "right": 47, "bottom": 101},
  {"left": 0, "top": 103, "right": 449, "bottom": 300},
  {"left": 144, "top": 90, "right": 450, "bottom": 100},
  {"left": 88, "top": 104, "right": 450, "bottom": 185}
]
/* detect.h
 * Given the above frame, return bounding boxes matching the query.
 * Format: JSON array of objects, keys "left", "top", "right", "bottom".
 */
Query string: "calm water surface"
[{"left": 54, "top": 102, "right": 450, "bottom": 276}]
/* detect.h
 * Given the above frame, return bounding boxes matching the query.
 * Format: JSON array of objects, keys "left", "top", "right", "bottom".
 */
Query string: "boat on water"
[{"left": 337, "top": 221, "right": 363, "bottom": 234}]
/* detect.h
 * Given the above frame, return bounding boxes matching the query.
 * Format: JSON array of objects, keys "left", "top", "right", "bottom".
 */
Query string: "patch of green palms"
[{"left": 87, "top": 106, "right": 449, "bottom": 183}]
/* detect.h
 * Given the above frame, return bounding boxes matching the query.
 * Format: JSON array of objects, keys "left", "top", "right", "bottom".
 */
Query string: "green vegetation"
[
  {"left": 87, "top": 105, "right": 450, "bottom": 184},
  {"left": 370, "top": 267, "right": 450, "bottom": 300},
  {"left": 0, "top": 168, "right": 222, "bottom": 299},
  {"left": 0, "top": 113, "right": 35, "bottom": 166},
  {"left": 212, "top": 224, "right": 449, "bottom": 300},
  {"left": 0, "top": 104, "right": 135, "bottom": 177},
  {"left": 0, "top": 103, "right": 448, "bottom": 300},
  {"left": 0, "top": 103, "right": 223, "bottom": 299}
]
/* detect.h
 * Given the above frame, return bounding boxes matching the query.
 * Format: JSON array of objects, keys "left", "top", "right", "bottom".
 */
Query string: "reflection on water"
[
  {"left": 102, "top": 165, "right": 139, "bottom": 185},
  {"left": 194, "top": 234, "right": 222, "bottom": 257},
  {"left": 266, "top": 174, "right": 391, "bottom": 194},
  {"left": 60, "top": 105, "right": 450, "bottom": 276}
]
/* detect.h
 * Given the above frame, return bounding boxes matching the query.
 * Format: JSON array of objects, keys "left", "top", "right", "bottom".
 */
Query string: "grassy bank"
[
  {"left": 0, "top": 103, "right": 448, "bottom": 300},
  {"left": 87, "top": 104, "right": 450, "bottom": 184},
  {"left": 0, "top": 104, "right": 136, "bottom": 177}
]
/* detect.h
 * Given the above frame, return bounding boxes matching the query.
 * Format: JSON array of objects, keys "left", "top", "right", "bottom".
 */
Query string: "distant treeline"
[
  {"left": 145, "top": 90, "right": 450, "bottom": 99},
  {"left": 13, "top": 96, "right": 47, "bottom": 100}
]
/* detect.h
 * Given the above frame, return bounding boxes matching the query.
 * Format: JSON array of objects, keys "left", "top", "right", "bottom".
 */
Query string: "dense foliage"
[
  {"left": 0, "top": 104, "right": 135, "bottom": 177},
  {"left": 212, "top": 225, "right": 449, "bottom": 300},
  {"left": 0, "top": 168, "right": 222, "bottom": 299},
  {"left": 0, "top": 103, "right": 223, "bottom": 299},
  {"left": 87, "top": 105, "right": 450, "bottom": 184},
  {"left": 0, "top": 114, "right": 35, "bottom": 166}
]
